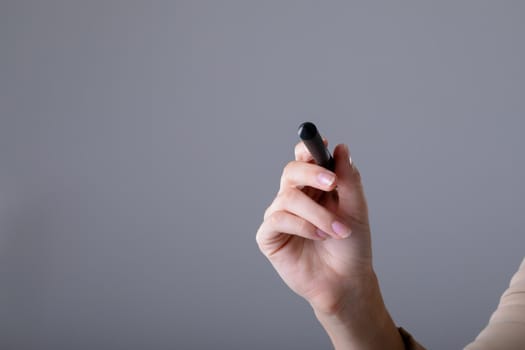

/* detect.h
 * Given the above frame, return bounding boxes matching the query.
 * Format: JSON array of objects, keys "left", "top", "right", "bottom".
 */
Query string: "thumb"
[{"left": 333, "top": 144, "right": 369, "bottom": 219}]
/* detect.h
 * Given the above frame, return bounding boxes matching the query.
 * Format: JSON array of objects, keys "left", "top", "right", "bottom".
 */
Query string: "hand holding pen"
[{"left": 256, "top": 122, "right": 405, "bottom": 349}]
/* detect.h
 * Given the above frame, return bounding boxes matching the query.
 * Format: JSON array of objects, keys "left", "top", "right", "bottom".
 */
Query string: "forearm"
[{"left": 312, "top": 271, "right": 405, "bottom": 350}]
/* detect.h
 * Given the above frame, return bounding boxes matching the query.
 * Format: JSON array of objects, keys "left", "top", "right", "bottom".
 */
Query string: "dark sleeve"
[{"left": 398, "top": 327, "right": 427, "bottom": 350}]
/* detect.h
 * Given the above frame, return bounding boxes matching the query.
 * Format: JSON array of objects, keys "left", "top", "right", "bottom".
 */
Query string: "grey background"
[{"left": 1, "top": 1, "right": 524, "bottom": 349}]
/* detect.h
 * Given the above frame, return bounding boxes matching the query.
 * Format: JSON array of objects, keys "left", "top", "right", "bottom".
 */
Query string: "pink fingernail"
[
  {"left": 317, "top": 172, "right": 335, "bottom": 187},
  {"left": 316, "top": 229, "right": 330, "bottom": 240},
  {"left": 331, "top": 221, "right": 351, "bottom": 238}
]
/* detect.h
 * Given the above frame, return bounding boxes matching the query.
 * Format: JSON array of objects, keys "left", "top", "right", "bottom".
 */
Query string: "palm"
[{"left": 268, "top": 187, "right": 372, "bottom": 313}]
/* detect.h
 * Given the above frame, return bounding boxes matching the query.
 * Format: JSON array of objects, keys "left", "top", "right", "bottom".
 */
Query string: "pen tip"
[{"left": 298, "top": 122, "right": 318, "bottom": 140}]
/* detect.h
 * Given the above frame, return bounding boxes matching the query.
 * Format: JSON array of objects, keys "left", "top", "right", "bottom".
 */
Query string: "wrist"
[{"left": 312, "top": 271, "right": 405, "bottom": 350}]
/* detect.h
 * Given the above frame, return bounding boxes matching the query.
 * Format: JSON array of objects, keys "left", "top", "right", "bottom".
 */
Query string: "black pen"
[{"left": 297, "top": 122, "right": 335, "bottom": 171}]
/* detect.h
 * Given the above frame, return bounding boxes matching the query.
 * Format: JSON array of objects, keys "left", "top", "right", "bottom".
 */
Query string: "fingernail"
[
  {"left": 316, "top": 229, "right": 330, "bottom": 240},
  {"left": 331, "top": 221, "right": 351, "bottom": 238},
  {"left": 317, "top": 172, "right": 335, "bottom": 187}
]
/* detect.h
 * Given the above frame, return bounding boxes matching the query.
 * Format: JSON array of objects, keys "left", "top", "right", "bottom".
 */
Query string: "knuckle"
[
  {"left": 263, "top": 206, "right": 271, "bottom": 220},
  {"left": 268, "top": 210, "right": 287, "bottom": 227},
  {"left": 279, "top": 161, "right": 295, "bottom": 187},
  {"left": 263, "top": 193, "right": 280, "bottom": 220},
  {"left": 263, "top": 200, "right": 276, "bottom": 220},
  {"left": 279, "top": 187, "right": 300, "bottom": 203},
  {"left": 282, "top": 160, "right": 297, "bottom": 177},
  {"left": 279, "top": 173, "right": 286, "bottom": 188},
  {"left": 255, "top": 220, "right": 272, "bottom": 249},
  {"left": 255, "top": 227, "right": 265, "bottom": 248},
  {"left": 255, "top": 234, "right": 267, "bottom": 254}
]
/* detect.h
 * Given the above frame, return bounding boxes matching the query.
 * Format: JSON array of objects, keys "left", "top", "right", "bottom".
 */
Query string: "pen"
[{"left": 297, "top": 122, "right": 335, "bottom": 171}]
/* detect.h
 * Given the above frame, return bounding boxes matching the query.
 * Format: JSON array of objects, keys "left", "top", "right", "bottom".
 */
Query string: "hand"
[
  {"left": 256, "top": 141, "right": 372, "bottom": 314},
  {"left": 256, "top": 141, "right": 404, "bottom": 349}
]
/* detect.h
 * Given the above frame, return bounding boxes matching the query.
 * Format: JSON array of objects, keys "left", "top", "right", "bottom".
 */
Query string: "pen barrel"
[
  {"left": 303, "top": 138, "right": 334, "bottom": 171},
  {"left": 298, "top": 122, "right": 335, "bottom": 171}
]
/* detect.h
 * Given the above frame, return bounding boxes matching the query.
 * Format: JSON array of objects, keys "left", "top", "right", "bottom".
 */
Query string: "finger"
[
  {"left": 265, "top": 187, "right": 351, "bottom": 239},
  {"left": 256, "top": 211, "right": 329, "bottom": 256},
  {"left": 294, "top": 138, "right": 329, "bottom": 162},
  {"left": 279, "top": 160, "right": 337, "bottom": 193},
  {"left": 333, "top": 144, "right": 367, "bottom": 216}
]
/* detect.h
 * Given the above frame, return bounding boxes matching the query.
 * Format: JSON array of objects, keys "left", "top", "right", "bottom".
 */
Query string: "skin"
[{"left": 256, "top": 141, "right": 405, "bottom": 349}]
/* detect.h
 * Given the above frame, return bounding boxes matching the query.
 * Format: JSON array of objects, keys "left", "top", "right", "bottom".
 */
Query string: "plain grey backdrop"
[{"left": 1, "top": 1, "right": 525, "bottom": 349}]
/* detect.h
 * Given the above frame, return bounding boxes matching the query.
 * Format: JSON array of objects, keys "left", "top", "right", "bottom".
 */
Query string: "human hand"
[
  {"left": 256, "top": 141, "right": 372, "bottom": 315},
  {"left": 256, "top": 140, "right": 404, "bottom": 349}
]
